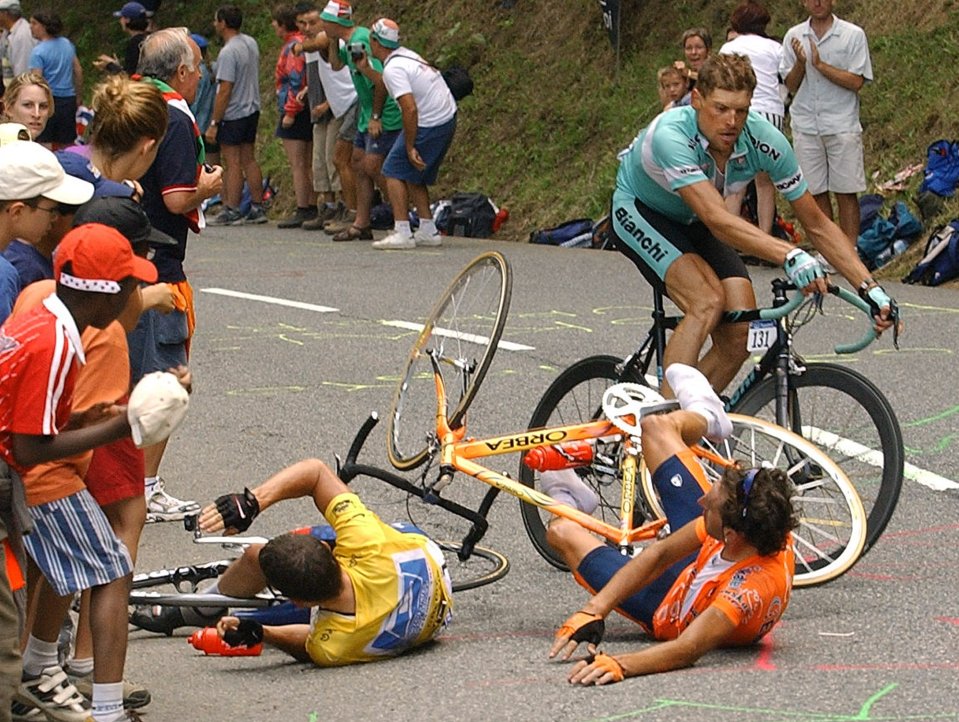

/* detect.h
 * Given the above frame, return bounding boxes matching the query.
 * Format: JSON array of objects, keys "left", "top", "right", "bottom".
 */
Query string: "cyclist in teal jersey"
[{"left": 610, "top": 53, "right": 898, "bottom": 395}]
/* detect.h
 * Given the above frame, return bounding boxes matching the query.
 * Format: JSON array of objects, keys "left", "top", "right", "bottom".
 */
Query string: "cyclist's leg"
[{"left": 217, "top": 544, "right": 268, "bottom": 598}]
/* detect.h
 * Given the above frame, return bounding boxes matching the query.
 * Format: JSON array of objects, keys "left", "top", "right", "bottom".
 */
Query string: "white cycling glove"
[
  {"left": 782, "top": 248, "right": 826, "bottom": 288},
  {"left": 128, "top": 371, "right": 190, "bottom": 448}
]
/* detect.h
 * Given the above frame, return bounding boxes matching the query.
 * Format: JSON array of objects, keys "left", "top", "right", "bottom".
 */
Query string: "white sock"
[
  {"left": 539, "top": 469, "right": 598, "bottom": 514},
  {"left": 92, "top": 681, "right": 124, "bottom": 721},
  {"left": 22, "top": 635, "right": 59, "bottom": 677},
  {"left": 665, "top": 363, "right": 732, "bottom": 442},
  {"left": 66, "top": 656, "right": 94, "bottom": 676},
  {"left": 394, "top": 220, "right": 412, "bottom": 238},
  {"left": 144, "top": 476, "right": 160, "bottom": 496},
  {"left": 419, "top": 218, "right": 437, "bottom": 235}
]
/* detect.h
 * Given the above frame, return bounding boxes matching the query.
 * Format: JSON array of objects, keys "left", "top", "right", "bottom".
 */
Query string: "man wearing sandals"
[
  {"left": 609, "top": 52, "right": 899, "bottom": 397},
  {"left": 546, "top": 364, "right": 798, "bottom": 685},
  {"left": 131, "top": 457, "right": 453, "bottom": 666}
]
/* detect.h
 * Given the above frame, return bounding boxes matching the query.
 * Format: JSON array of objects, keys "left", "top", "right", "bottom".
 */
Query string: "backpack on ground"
[
  {"left": 919, "top": 139, "right": 959, "bottom": 197},
  {"left": 443, "top": 66, "right": 474, "bottom": 101},
  {"left": 529, "top": 218, "right": 595, "bottom": 248},
  {"left": 437, "top": 192, "right": 497, "bottom": 238},
  {"left": 904, "top": 220, "right": 959, "bottom": 286},
  {"left": 857, "top": 200, "right": 923, "bottom": 270}
]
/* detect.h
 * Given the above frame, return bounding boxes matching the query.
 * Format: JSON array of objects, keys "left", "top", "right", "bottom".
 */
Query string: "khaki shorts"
[{"left": 792, "top": 130, "right": 866, "bottom": 195}]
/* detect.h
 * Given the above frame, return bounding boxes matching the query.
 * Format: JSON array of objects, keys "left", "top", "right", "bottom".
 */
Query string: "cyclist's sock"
[
  {"left": 539, "top": 469, "right": 598, "bottom": 514},
  {"left": 180, "top": 581, "right": 229, "bottom": 626},
  {"left": 665, "top": 363, "right": 732, "bottom": 442},
  {"left": 22, "top": 635, "right": 59, "bottom": 677}
]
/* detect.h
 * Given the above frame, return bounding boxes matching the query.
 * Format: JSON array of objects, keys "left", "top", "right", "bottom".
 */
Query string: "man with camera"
[{"left": 366, "top": 18, "right": 457, "bottom": 250}]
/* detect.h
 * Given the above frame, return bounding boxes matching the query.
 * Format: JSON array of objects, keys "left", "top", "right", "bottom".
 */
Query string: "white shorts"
[{"left": 792, "top": 130, "right": 866, "bottom": 195}]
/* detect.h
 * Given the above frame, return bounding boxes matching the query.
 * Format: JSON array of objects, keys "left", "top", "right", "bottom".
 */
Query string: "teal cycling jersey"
[{"left": 616, "top": 106, "right": 808, "bottom": 225}]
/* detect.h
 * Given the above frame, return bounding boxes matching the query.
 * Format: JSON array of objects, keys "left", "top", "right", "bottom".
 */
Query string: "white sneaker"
[
  {"left": 413, "top": 228, "right": 442, "bottom": 247},
  {"left": 17, "top": 665, "right": 92, "bottom": 722},
  {"left": 372, "top": 231, "right": 415, "bottom": 250},
  {"left": 145, "top": 478, "right": 200, "bottom": 523}
]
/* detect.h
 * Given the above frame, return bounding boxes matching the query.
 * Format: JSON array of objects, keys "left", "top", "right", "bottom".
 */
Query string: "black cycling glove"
[
  {"left": 214, "top": 487, "right": 261, "bottom": 532},
  {"left": 223, "top": 618, "right": 264, "bottom": 648}
]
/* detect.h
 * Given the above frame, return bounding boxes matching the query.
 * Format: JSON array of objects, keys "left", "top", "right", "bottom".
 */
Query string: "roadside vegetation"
[{"left": 66, "top": 0, "right": 959, "bottom": 279}]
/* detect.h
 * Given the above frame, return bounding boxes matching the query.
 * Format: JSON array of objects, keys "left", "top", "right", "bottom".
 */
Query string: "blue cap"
[
  {"left": 113, "top": 2, "right": 151, "bottom": 19},
  {"left": 189, "top": 32, "right": 208, "bottom": 50}
]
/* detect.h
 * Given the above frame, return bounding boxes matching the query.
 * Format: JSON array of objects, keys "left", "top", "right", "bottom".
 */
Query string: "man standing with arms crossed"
[
  {"left": 133, "top": 28, "right": 222, "bottom": 522},
  {"left": 206, "top": 4, "right": 267, "bottom": 226},
  {"left": 780, "top": 0, "right": 872, "bottom": 247},
  {"left": 367, "top": 18, "right": 457, "bottom": 250}
]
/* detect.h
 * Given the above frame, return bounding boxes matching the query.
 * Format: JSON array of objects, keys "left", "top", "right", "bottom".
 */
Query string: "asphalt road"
[{"left": 126, "top": 224, "right": 959, "bottom": 722}]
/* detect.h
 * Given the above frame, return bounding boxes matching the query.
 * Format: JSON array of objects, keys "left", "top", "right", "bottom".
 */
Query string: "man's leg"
[
  {"left": 835, "top": 192, "right": 861, "bottom": 247},
  {"left": 88, "top": 575, "right": 132, "bottom": 720},
  {"left": 813, "top": 191, "right": 834, "bottom": 222},
  {"left": 333, "top": 138, "right": 356, "bottom": 212},
  {"left": 239, "top": 142, "right": 265, "bottom": 205},
  {"left": 696, "top": 276, "right": 754, "bottom": 393},
  {"left": 221, "top": 143, "right": 243, "bottom": 209}
]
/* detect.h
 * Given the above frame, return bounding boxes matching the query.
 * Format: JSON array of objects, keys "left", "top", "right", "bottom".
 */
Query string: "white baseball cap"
[
  {"left": 128, "top": 371, "right": 190, "bottom": 448},
  {"left": 0, "top": 141, "right": 94, "bottom": 205}
]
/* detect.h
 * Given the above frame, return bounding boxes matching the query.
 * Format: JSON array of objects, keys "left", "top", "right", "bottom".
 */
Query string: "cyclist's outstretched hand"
[
  {"left": 859, "top": 282, "right": 903, "bottom": 340},
  {"left": 549, "top": 610, "right": 605, "bottom": 660},
  {"left": 198, "top": 487, "right": 261, "bottom": 535},
  {"left": 783, "top": 248, "right": 828, "bottom": 295},
  {"left": 568, "top": 653, "right": 626, "bottom": 686}
]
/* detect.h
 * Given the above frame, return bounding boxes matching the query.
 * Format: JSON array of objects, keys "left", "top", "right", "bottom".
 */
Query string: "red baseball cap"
[{"left": 54, "top": 223, "right": 158, "bottom": 293}]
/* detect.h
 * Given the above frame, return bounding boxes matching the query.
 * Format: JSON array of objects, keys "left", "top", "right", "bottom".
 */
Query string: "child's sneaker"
[
  {"left": 16, "top": 665, "right": 92, "bottom": 722},
  {"left": 145, "top": 478, "right": 200, "bottom": 523}
]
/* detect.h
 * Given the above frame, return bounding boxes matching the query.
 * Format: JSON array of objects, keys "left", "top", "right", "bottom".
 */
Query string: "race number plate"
[{"left": 747, "top": 320, "right": 776, "bottom": 352}]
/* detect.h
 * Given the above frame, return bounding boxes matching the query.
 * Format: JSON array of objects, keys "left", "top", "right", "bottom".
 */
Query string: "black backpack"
[
  {"left": 436, "top": 193, "right": 497, "bottom": 238},
  {"left": 904, "top": 220, "right": 959, "bottom": 286}
]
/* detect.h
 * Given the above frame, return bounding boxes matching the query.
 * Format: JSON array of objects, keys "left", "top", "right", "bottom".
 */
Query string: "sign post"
[{"left": 598, "top": 0, "right": 622, "bottom": 79}]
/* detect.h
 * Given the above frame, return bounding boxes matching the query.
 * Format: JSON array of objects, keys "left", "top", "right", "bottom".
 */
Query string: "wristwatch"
[
  {"left": 371, "top": 113, "right": 381, "bottom": 121},
  {"left": 210, "top": 120, "right": 219, "bottom": 126}
]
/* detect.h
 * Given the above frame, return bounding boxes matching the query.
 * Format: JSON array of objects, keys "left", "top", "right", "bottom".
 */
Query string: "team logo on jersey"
[
  {"left": 670, "top": 474, "right": 683, "bottom": 487},
  {"left": 776, "top": 172, "right": 803, "bottom": 193},
  {"left": 0, "top": 333, "right": 19, "bottom": 356}
]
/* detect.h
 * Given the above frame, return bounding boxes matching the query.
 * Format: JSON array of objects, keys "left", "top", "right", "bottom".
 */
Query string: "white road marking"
[
  {"left": 202, "top": 287, "right": 339, "bottom": 313},
  {"left": 381, "top": 320, "right": 534, "bottom": 352},
  {"left": 807, "top": 427, "right": 959, "bottom": 491}
]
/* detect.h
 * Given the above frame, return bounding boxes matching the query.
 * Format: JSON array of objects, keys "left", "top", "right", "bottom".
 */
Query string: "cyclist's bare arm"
[
  {"left": 198, "top": 458, "right": 348, "bottom": 533},
  {"left": 217, "top": 617, "right": 312, "bottom": 662},
  {"left": 677, "top": 181, "right": 827, "bottom": 293},
  {"left": 568, "top": 606, "right": 735, "bottom": 684}
]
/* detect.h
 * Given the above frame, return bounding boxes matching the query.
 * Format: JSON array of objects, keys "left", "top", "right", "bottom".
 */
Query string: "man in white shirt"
[
  {"left": 780, "top": 0, "right": 872, "bottom": 246},
  {"left": 367, "top": 18, "right": 458, "bottom": 250},
  {"left": 0, "top": 0, "right": 36, "bottom": 87}
]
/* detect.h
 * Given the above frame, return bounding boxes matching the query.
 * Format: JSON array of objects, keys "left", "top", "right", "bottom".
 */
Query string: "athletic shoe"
[
  {"left": 145, "top": 478, "right": 200, "bottom": 523},
  {"left": 277, "top": 207, "right": 317, "bottom": 229},
  {"left": 372, "top": 231, "right": 415, "bottom": 250},
  {"left": 128, "top": 605, "right": 186, "bottom": 637},
  {"left": 243, "top": 205, "right": 268, "bottom": 225},
  {"left": 16, "top": 665, "right": 92, "bottom": 722},
  {"left": 413, "top": 228, "right": 442, "bottom": 247},
  {"left": 69, "top": 672, "right": 151, "bottom": 711},
  {"left": 10, "top": 700, "right": 44, "bottom": 720},
  {"left": 302, "top": 203, "right": 340, "bottom": 230},
  {"left": 207, "top": 206, "right": 244, "bottom": 226}
]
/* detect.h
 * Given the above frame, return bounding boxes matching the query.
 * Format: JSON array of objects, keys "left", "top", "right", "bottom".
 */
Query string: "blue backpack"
[
  {"left": 919, "top": 139, "right": 959, "bottom": 197},
  {"left": 529, "top": 218, "right": 595, "bottom": 248},
  {"left": 904, "top": 220, "right": 959, "bottom": 286}
]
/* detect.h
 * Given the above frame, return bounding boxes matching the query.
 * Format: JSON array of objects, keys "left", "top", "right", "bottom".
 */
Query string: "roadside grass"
[{"left": 63, "top": 0, "right": 959, "bottom": 285}]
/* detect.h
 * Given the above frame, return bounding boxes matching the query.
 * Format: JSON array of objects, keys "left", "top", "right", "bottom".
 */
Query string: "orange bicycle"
[{"left": 337, "top": 252, "right": 867, "bottom": 589}]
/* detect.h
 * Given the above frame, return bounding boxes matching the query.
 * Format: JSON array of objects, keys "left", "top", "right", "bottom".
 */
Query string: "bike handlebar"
[{"left": 722, "top": 281, "right": 878, "bottom": 355}]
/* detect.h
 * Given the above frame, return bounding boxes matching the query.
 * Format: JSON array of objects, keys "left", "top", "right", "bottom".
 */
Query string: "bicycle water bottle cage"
[{"left": 601, "top": 383, "right": 678, "bottom": 436}]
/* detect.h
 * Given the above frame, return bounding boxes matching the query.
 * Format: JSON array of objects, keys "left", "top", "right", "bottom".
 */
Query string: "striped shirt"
[{"left": 0, "top": 293, "right": 84, "bottom": 473}]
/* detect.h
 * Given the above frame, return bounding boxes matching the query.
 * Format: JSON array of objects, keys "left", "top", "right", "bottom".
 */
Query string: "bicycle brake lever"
[{"left": 890, "top": 300, "right": 901, "bottom": 350}]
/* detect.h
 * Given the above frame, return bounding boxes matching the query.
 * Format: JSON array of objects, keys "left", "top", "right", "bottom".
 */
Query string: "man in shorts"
[
  {"left": 781, "top": 0, "right": 872, "bottom": 245},
  {"left": 367, "top": 18, "right": 457, "bottom": 250},
  {"left": 546, "top": 364, "right": 797, "bottom": 685},
  {"left": 131, "top": 457, "right": 454, "bottom": 667},
  {"left": 315, "top": 0, "right": 403, "bottom": 242},
  {"left": 206, "top": 4, "right": 267, "bottom": 226},
  {"left": 134, "top": 28, "right": 223, "bottom": 522},
  {"left": 610, "top": 52, "right": 897, "bottom": 395}
]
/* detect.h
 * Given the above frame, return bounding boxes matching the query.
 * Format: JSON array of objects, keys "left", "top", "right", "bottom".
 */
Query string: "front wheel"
[
  {"left": 518, "top": 355, "right": 634, "bottom": 570},
  {"left": 732, "top": 363, "right": 903, "bottom": 555},
  {"left": 387, "top": 252, "right": 512, "bottom": 471}
]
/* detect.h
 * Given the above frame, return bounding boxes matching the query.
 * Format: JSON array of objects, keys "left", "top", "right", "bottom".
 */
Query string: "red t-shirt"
[
  {"left": 652, "top": 517, "right": 794, "bottom": 645},
  {"left": 0, "top": 294, "right": 83, "bottom": 474}
]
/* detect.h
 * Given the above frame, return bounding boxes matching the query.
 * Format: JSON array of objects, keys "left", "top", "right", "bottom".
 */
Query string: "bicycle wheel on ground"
[
  {"left": 439, "top": 542, "right": 510, "bottom": 592},
  {"left": 519, "top": 355, "right": 641, "bottom": 570},
  {"left": 387, "top": 252, "right": 512, "bottom": 471},
  {"left": 732, "top": 362, "right": 903, "bottom": 555},
  {"left": 129, "top": 561, "right": 279, "bottom": 609},
  {"left": 690, "top": 414, "right": 868, "bottom": 587}
]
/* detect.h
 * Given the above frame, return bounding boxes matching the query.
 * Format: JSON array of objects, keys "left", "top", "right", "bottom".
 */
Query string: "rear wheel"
[{"left": 387, "top": 252, "right": 512, "bottom": 471}]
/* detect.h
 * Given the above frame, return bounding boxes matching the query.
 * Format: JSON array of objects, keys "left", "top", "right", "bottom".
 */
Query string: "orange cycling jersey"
[{"left": 652, "top": 517, "right": 794, "bottom": 645}]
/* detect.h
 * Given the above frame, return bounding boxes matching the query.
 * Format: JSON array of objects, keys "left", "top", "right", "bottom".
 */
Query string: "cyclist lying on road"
[
  {"left": 131, "top": 458, "right": 453, "bottom": 666},
  {"left": 545, "top": 363, "right": 798, "bottom": 685},
  {"left": 611, "top": 52, "right": 900, "bottom": 395}
]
